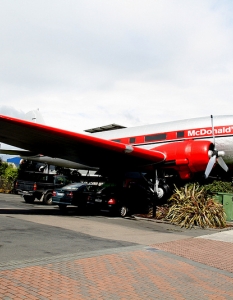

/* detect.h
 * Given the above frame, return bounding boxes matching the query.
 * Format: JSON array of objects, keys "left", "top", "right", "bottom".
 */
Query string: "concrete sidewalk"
[{"left": 0, "top": 229, "right": 233, "bottom": 299}]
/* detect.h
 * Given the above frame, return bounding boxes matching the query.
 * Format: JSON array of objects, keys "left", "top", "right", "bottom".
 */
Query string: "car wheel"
[
  {"left": 119, "top": 205, "right": 128, "bottom": 218},
  {"left": 43, "top": 192, "right": 53, "bottom": 205},
  {"left": 58, "top": 204, "right": 67, "bottom": 211},
  {"left": 24, "top": 195, "right": 34, "bottom": 203}
]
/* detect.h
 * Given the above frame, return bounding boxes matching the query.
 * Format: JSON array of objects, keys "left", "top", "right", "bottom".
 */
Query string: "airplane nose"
[
  {"left": 217, "top": 151, "right": 225, "bottom": 157},
  {"left": 208, "top": 150, "right": 225, "bottom": 158}
]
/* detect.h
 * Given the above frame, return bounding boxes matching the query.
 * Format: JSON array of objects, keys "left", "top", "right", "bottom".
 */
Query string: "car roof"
[{"left": 66, "top": 182, "right": 86, "bottom": 187}]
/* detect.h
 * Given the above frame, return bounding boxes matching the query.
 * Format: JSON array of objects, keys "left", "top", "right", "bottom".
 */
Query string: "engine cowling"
[{"left": 152, "top": 140, "right": 213, "bottom": 179}]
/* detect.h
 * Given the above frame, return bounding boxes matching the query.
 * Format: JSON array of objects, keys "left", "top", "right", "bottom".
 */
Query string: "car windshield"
[
  {"left": 97, "top": 183, "right": 116, "bottom": 191},
  {"left": 62, "top": 183, "right": 85, "bottom": 190},
  {"left": 98, "top": 186, "right": 117, "bottom": 194},
  {"left": 87, "top": 185, "right": 99, "bottom": 192}
]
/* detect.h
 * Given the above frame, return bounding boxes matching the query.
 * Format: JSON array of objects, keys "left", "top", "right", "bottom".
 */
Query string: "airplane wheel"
[
  {"left": 157, "top": 187, "right": 165, "bottom": 199},
  {"left": 157, "top": 183, "right": 171, "bottom": 204},
  {"left": 43, "top": 192, "right": 53, "bottom": 205}
]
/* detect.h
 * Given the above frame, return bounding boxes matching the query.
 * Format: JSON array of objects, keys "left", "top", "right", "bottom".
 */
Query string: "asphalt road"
[{"left": 0, "top": 193, "right": 220, "bottom": 267}]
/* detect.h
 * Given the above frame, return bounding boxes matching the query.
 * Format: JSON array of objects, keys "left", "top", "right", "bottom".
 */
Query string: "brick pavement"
[
  {"left": 1, "top": 236, "right": 233, "bottom": 300},
  {"left": 154, "top": 237, "right": 233, "bottom": 274}
]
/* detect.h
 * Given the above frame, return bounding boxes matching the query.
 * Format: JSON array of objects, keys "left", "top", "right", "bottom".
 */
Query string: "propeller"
[{"left": 204, "top": 115, "right": 229, "bottom": 178}]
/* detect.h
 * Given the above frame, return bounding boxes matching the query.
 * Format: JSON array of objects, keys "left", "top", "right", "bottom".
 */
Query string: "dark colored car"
[
  {"left": 87, "top": 182, "right": 153, "bottom": 217},
  {"left": 52, "top": 182, "right": 98, "bottom": 211},
  {"left": 15, "top": 171, "right": 70, "bottom": 204}
]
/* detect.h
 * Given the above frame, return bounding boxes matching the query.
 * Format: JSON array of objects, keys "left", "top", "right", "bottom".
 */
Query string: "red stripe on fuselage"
[{"left": 111, "top": 125, "right": 233, "bottom": 146}]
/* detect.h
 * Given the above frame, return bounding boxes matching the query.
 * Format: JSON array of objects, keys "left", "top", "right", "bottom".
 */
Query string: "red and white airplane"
[{"left": 0, "top": 114, "right": 231, "bottom": 196}]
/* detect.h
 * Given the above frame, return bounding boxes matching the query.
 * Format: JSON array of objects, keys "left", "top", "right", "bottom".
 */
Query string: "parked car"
[
  {"left": 52, "top": 182, "right": 98, "bottom": 211},
  {"left": 87, "top": 182, "right": 154, "bottom": 217},
  {"left": 15, "top": 171, "right": 70, "bottom": 204}
]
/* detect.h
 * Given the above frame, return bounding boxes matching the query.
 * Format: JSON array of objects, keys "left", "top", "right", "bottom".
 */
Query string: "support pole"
[{"left": 152, "top": 169, "right": 159, "bottom": 218}]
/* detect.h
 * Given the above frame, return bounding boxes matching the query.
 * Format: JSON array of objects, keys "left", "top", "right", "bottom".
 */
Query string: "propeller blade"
[
  {"left": 205, "top": 155, "right": 217, "bottom": 178},
  {"left": 217, "top": 157, "right": 229, "bottom": 172}
]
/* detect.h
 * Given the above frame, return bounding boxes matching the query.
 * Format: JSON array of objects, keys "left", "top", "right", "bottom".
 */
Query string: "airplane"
[{"left": 0, "top": 114, "right": 232, "bottom": 200}]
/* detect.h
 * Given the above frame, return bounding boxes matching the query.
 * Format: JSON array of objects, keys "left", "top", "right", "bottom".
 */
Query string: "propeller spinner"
[{"left": 204, "top": 115, "right": 229, "bottom": 178}]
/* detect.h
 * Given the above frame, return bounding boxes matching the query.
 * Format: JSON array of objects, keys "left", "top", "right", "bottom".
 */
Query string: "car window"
[
  {"left": 99, "top": 186, "right": 116, "bottom": 194},
  {"left": 64, "top": 177, "right": 71, "bottom": 185},
  {"left": 78, "top": 186, "right": 87, "bottom": 192},
  {"left": 39, "top": 175, "right": 54, "bottom": 183},
  {"left": 62, "top": 183, "right": 84, "bottom": 190},
  {"left": 54, "top": 176, "right": 67, "bottom": 185},
  {"left": 17, "top": 172, "right": 38, "bottom": 181},
  {"left": 17, "top": 172, "right": 54, "bottom": 182}
]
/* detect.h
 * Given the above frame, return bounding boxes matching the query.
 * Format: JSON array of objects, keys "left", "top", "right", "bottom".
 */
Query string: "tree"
[{"left": 0, "top": 161, "right": 18, "bottom": 192}]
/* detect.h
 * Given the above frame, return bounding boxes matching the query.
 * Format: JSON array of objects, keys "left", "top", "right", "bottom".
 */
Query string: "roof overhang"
[{"left": 85, "top": 123, "right": 126, "bottom": 133}]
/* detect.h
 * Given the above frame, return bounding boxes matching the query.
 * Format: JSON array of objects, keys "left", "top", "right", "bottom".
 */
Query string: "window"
[
  {"left": 177, "top": 131, "right": 184, "bottom": 138},
  {"left": 129, "top": 137, "right": 136, "bottom": 143},
  {"left": 112, "top": 139, "right": 121, "bottom": 143},
  {"left": 145, "top": 133, "right": 166, "bottom": 142}
]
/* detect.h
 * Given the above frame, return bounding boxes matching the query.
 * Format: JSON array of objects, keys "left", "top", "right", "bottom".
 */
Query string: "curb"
[{"left": 133, "top": 214, "right": 233, "bottom": 231}]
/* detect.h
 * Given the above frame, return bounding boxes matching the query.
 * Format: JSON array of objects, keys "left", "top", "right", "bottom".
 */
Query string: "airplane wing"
[
  {"left": 0, "top": 149, "right": 98, "bottom": 170},
  {"left": 0, "top": 149, "right": 36, "bottom": 156},
  {"left": 0, "top": 115, "right": 165, "bottom": 171}
]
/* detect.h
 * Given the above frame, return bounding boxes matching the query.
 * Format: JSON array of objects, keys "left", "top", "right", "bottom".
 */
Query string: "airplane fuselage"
[
  {"left": 93, "top": 115, "right": 233, "bottom": 166},
  {"left": 1, "top": 115, "right": 233, "bottom": 181}
]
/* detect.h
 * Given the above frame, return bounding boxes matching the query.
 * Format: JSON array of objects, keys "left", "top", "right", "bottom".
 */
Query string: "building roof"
[{"left": 84, "top": 123, "right": 126, "bottom": 133}]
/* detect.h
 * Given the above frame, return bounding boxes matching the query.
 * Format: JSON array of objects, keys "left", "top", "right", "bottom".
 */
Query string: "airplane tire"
[
  {"left": 43, "top": 192, "right": 53, "bottom": 205},
  {"left": 24, "top": 195, "right": 35, "bottom": 203},
  {"left": 157, "top": 183, "right": 171, "bottom": 204}
]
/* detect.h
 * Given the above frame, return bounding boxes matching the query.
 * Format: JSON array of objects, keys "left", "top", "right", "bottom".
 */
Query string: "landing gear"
[
  {"left": 156, "top": 181, "right": 171, "bottom": 204},
  {"left": 151, "top": 171, "right": 172, "bottom": 217},
  {"left": 143, "top": 171, "right": 172, "bottom": 206}
]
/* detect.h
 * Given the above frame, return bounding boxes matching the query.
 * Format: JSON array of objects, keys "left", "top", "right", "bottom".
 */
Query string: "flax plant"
[{"left": 165, "top": 183, "right": 226, "bottom": 229}]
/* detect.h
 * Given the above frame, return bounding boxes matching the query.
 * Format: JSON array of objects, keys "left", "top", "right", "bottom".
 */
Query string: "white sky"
[{"left": 0, "top": 0, "right": 233, "bottom": 133}]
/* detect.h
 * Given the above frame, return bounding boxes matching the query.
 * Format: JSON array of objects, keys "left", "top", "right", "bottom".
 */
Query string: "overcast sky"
[{"left": 0, "top": 0, "right": 233, "bottom": 132}]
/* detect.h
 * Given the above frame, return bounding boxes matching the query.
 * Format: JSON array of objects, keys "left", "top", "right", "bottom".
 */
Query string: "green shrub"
[
  {"left": 0, "top": 161, "right": 8, "bottom": 176},
  {"left": 165, "top": 183, "right": 226, "bottom": 229},
  {"left": 203, "top": 180, "right": 233, "bottom": 194},
  {"left": 0, "top": 162, "right": 19, "bottom": 191},
  {"left": 155, "top": 204, "right": 169, "bottom": 220}
]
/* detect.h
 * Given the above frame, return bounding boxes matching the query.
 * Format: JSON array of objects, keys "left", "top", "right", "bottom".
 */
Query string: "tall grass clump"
[{"left": 165, "top": 183, "right": 226, "bottom": 229}]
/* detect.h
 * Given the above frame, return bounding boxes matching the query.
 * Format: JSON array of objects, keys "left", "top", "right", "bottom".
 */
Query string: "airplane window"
[
  {"left": 145, "top": 133, "right": 166, "bottom": 142},
  {"left": 112, "top": 139, "right": 121, "bottom": 143},
  {"left": 129, "top": 137, "right": 136, "bottom": 143},
  {"left": 177, "top": 131, "right": 184, "bottom": 138}
]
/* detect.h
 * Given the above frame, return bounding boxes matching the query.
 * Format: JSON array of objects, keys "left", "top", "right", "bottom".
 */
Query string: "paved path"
[
  {"left": 1, "top": 220, "right": 233, "bottom": 299},
  {"left": 1, "top": 194, "right": 233, "bottom": 299}
]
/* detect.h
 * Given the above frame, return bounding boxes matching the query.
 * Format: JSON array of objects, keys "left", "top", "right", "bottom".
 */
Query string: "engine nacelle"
[{"left": 152, "top": 140, "right": 213, "bottom": 179}]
